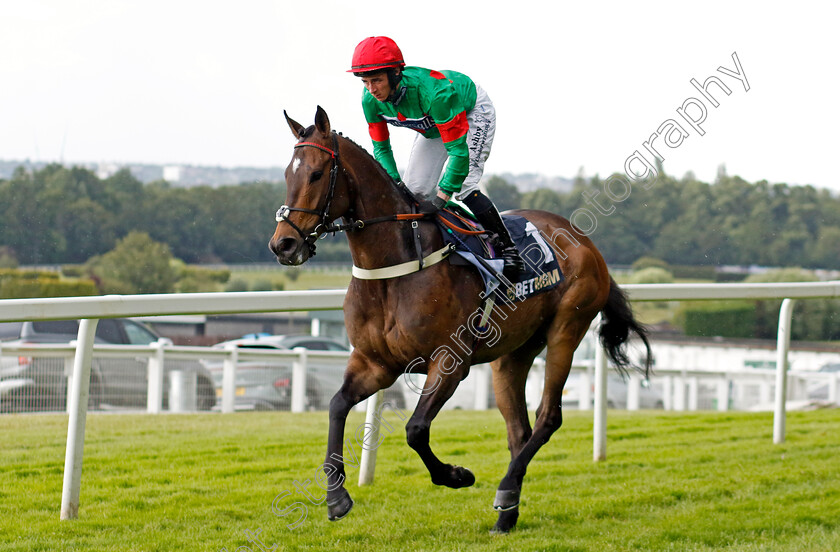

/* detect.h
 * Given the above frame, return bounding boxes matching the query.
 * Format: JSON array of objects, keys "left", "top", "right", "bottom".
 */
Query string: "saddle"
[
  {"left": 435, "top": 206, "right": 564, "bottom": 304},
  {"left": 349, "top": 183, "right": 564, "bottom": 304}
]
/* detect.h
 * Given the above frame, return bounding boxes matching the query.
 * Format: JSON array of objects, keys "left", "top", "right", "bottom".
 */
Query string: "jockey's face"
[{"left": 360, "top": 71, "right": 392, "bottom": 102}]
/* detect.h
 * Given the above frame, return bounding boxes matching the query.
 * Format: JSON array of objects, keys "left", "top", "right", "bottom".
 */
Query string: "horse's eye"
[{"left": 310, "top": 171, "right": 323, "bottom": 183}]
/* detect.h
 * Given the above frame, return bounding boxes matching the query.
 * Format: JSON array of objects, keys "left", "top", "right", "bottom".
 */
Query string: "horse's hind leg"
[
  {"left": 492, "top": 317, "right": 592, "bottom": 533},
  {"left": 492, "top": 345, "right": 544, "bottom": 459}
]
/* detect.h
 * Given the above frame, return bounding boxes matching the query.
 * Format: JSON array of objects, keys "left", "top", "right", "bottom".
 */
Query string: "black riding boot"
[{"left": 461, "top": 191, "right": 525, "bottom": 276}]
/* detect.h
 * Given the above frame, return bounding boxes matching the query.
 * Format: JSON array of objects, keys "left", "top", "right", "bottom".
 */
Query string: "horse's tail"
[{"left": 598, "top": 277, "right": 653, "bottom": 378}]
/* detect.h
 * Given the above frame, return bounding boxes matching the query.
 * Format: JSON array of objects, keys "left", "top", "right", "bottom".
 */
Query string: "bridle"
[
  {"left": 274, "top": 133, "right": 343, "bottom": 257},
  {"left": 274, "top": 131, "right": 483, "bottom": 261}
]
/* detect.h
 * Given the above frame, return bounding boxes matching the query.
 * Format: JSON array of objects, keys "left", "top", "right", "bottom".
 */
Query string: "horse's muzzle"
[{"left": 268, "top": 236, "right": 308, "bottom": 266}]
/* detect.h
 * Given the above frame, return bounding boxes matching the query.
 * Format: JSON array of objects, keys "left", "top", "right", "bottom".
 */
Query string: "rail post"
[
  {"left": 687, "top": 377, "right": 699, "bottom": 411},
  {"left": 221, "top": 344, "right": 238, "bottom": 413},
  {"left": 662, "top": 375, "right": 673, "bottom": 411},
  {"left": 673, "top": 372, "right": 687, "bottom": 411},
  {"left": 473, "top": 364, "right": 490, "bottom": 410},
  {"left": 716, "top": 376, "right": 730, "bottom": 412},
  {"left": 64, "top": 355, "right": 76, "bottom": 414},
  {"left": 60, "top": 318, "right": 98, "bottom": 520},
  {"left": 830, "top": 372, "right": 840, "bottom": 405},
  {"left": 627, "top": 374, "right": 640, "bottom": 411},
  {"left": 358, "top": 389, "right": 384, "bottom": 485},
  {"left": 593, "top": 342, "right": 608, "bottom": 461},
  {"left": 579, "top": 366, "right": 592, "bottom": 411},
  {"left": 147, "top": 340, "right": 165, "bottom": 413},
  {"left": 773, "top": 298, "right": 796, "bottom": 444},
  {"left": 291, "top": 347, "right": 307, "bottom": 413},
  {"left": 169, "top": 369, "right": 196, "bottom": 412}
]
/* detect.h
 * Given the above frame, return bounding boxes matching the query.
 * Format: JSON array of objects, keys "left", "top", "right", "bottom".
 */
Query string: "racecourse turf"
[{"left": 2, "top": 407, "right": 839, "bottom": 551}]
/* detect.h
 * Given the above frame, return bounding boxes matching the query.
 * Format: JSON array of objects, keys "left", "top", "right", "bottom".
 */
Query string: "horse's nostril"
[
  {"left": 282, "top": 237, "right": 298, "bottom": 253},
  {"left": 272, "top": 237, "right": 298, "bottom": 257}
]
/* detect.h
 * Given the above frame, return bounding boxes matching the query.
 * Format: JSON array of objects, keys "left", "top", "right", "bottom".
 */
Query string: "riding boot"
[{"left": 461, "top": 191, "right": 526, "bottom": 276}]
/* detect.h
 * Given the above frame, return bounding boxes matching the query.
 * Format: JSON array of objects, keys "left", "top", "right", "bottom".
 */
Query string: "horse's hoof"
[
  {"left": 326, "top": 489, "right": 354, "bottom": 521},
  {"left": 493, "top": 489, "right": 520, "bottom": 511},
  {"left": 490, "top": 507, "right": 519, "bottom": 534},
  {"left": 453, "top": 466, "right": 476, "bottom": 488},
  {"left": 432, "top": 465, "right": 475, "bottom": 489}
]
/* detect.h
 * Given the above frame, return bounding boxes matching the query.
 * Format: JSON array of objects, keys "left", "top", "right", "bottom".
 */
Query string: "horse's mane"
[
  {"left": 300, "top": 124, "right": 421, "bottom": 207},
  {"left": 300, "top": 124, "right": 386, "bottom": 178},
  {"left": 340, "top": 133, "right": 387, "bottom": 178}
]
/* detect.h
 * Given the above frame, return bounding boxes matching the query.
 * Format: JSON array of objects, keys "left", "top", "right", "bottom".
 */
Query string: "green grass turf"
[
  {"left": 2, "top": 408, "right": 839, "bottom": 551},
  {"left": 227, "top": 267, "right": 351, "bottom": 292}
]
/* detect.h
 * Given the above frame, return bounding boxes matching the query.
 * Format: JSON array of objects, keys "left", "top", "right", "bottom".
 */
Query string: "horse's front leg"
[
  {"left": 324, "top": 352, "right": 391, "bottom": 521},
  {"left": 406, "top": 361, "right": 475, "bottom": 489}
]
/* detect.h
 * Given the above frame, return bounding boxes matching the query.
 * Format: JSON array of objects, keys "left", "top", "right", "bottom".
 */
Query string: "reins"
[{"left": 438, "top": 211, "right": 486, "bottom": 235}]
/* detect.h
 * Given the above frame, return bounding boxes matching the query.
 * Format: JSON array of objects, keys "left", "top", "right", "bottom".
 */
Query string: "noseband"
[{"left": 274, "top": 133, "right": 342, "bottom": 256}]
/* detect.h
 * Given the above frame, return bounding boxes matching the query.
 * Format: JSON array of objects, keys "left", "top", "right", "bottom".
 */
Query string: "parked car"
[
  {"left": 0, "top": 319, "right": 216, "bottom": 413},
  {"left": 204, "top": 334, "right": 406, "bottom": 411},
  {"left": 219, "top": 334, "right": 353, "bottom": 352}
]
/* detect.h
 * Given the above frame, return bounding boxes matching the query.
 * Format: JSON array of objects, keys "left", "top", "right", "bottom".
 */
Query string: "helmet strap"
[
  {"left": 388, "top": 85, "right": 407, "bottom": 106},
  {"left": 386, "top": 69, "right": 405, "bottom": 104},
  {"left": 386, "top": 68, "right": 403, "bottom": 88}
]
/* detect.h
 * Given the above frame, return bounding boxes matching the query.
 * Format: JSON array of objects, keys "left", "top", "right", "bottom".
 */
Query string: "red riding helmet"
[{"left": 348, "top": 36, "right": 405, "bottom": 73}]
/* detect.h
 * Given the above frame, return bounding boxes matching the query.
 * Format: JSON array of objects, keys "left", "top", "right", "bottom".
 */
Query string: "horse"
[{"left": 269, "top": 106, "right": 651, "bottom": 533}]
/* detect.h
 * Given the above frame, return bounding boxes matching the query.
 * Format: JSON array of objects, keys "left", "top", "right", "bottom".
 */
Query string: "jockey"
[{"left": 348, "top": 36, "right": 525, "bottom": 275}]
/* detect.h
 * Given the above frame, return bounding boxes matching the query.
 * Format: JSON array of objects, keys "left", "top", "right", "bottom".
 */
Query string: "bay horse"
[{"left": 269, "top": 106, "right": 651, "bottom": 533}]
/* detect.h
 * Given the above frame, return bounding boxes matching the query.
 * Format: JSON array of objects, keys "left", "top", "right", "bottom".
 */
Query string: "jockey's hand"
[
  {"left": 418, "top": 198, "right": 440, "bottom": 214},
  {"left": 417, "top": 196, "right": 447, "bottom": 215},
  {"left": 431, "top": 195, "right": 448, "bottom": 211},
  {"left": 418, "top": 191, "right": 450, "bottom": 214}
]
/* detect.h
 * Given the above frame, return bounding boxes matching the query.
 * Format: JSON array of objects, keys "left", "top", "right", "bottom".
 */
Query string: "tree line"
[
  {"left": 0, "top": 164, "right": 286, "bottom": 266},
  {"left": 1, "top": 163, "right": 839, "bottom": 270},
  {"left": 486, "top": 171, "right": 840, "bottom": 270}
]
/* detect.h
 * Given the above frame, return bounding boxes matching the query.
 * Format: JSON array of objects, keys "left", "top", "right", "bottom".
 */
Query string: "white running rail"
[{"left": 1, "top": 281, "right": 839, "bottom": 520}]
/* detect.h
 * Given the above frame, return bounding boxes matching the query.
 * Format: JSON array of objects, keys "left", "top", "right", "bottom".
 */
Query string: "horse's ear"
[
  {"left": 314, "top": 105, "right": 331, "bottom": 136},
  {"left": 284, "top": 110, "right": 305, "bottom": 139}
]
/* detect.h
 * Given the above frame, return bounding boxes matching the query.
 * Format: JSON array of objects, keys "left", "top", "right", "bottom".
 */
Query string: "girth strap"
[{"left": 351, "top": 244, "right": 454, "bottom": 280}]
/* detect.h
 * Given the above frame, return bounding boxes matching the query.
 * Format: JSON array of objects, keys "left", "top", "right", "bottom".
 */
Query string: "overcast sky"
[{"left": 2, "top": 1, "right": 838, "bottom": 192}]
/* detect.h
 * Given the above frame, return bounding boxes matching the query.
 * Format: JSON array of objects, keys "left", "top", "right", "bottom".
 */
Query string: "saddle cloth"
[{"left": 437, "top": 209, "right": 564, "bottom": 304}]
